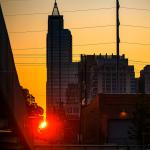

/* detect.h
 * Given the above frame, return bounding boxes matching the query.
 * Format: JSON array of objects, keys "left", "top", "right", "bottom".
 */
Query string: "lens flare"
[{"left": 39, "top": 121, "right": 47, "bottom": 129}]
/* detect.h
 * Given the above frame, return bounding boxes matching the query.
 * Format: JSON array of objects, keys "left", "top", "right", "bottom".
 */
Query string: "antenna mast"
[{"left": 116, "top": 0, "right": 120, "bottom": 92}]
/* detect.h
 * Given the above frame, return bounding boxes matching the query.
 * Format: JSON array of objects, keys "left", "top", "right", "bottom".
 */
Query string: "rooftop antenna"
[
  {"left": 52, "top": 0, "right": 60, "bottom": 16},
  {"left": 116, "top": 0, "right": 120, "bottom": 93}
]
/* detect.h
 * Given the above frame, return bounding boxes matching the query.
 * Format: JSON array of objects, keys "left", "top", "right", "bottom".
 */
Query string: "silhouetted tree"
[
  {"left": 21, "top": 86, "right": 44, "bottom": 116},
  {"left": 128, "top": 95, "right": 150, "bottom": 145}
]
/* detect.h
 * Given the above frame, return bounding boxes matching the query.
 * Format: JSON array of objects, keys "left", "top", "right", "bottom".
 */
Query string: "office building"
[
  {"left": 46, "top": 1, "right": 79, "bottom": 116},
  {"left": 80, "top": 54, "right": 136, "bottom": 101}
]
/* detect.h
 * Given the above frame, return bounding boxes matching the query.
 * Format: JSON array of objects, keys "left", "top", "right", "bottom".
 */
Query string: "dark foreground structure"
[
  {"left": 81, "top": 94, "right": 150, "bottom": 145},
  {"left": 0, "top": 5, "right": 32, "bottom": 150},
  {"left": 34, "top": 144, "right": 144, "bottom": 150}
]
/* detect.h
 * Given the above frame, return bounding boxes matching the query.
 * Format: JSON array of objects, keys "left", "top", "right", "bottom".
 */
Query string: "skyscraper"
[{"left": 46, "top": 1, "right": 73, "bottom": 114}]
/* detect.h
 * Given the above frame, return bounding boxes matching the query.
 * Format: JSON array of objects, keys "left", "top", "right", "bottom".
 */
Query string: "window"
[
  {"left": 73, "top": 108, "right": 79, "bottom": 113},
  {"left": 67, "top": 108, "right": 72, "bottom": 113}
]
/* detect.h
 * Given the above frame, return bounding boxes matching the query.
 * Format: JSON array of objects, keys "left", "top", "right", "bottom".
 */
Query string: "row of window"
[{"left": 66, "top": 107, "right": 79, "bottom": 114}]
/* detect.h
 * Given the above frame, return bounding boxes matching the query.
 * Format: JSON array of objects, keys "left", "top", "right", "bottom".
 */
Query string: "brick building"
[{"left": 81, "top": 94, "right": 150, "bottom": 145}]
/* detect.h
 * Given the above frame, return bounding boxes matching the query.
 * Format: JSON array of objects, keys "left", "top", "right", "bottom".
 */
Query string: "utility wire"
[
  {"left": 4, "top": 6, "right": 150, "bottom": 17},
  {"left": 9, "top": 24, "right": 150, "bottom": 34},
  {"left": 62, "top": 7, "right": 115, "bottom": 13},
  {"left": 12, "top": 54, "right": 150, "bottom": 64},
  {"left": 74, "top": 42, "right": 115, "bottom": 47},
  {"left": 12, "top": 41, "right": 150, "bottom": 50},
  {"left": 10, "top": 30, "right": 47, "bottom": 34},
  {"left": 9, "top": 25, "right": 115, "bottom": 34},
  {"left": 13, "top": 54, "right": 150, "bottom": 65},
  {"left": 4, "top": 7, "right": 115, "bottom": 16},
  {"left": 15, "top": 62, "right": 147, "bottom": 66},
  {"left": 121, "top": 42, "right": 150, "bottom": 46},
  {"left": 122, "top": 24, "right": 150, "bottom": 29},
  {"left": 1, "top": 0, "right": 31, "bottom": 1},
  {"left": 14, "top": 53, "right": 45, "bottom": 55},
  {"left": 5, "top": 12, "right": 49, "bottom": 16},
  {"left": 13, "top": 47, "right": 46, "bottom": 50},
  {"left": 121, "top": 6, "right": 150, "bottom": 12},
  {"left": 14, "top": 60, "right": 150, "bottom": 66},
  {"left": 14, "top": 61, "right": 150, "bottom": 65},
  {"left": 71, "top": 25, "right": 115, "bottom": 29},
  {"left": 129, "top": 60, "right": 150, "bottom": 64},
  {"left": 13, "top": 42, "right": 116, "bottom": 50}
]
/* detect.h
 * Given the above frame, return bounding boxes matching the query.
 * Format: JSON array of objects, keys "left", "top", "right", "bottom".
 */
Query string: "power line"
[
  {"left": 121, "top": 42, "right": 150, "bottom": 46},
  {"left": 12, "top": 42, "right": 115, "bottom": 50},
  {"left": 129, "top": 60, "right": 150, "bottom": 64},
  {"left": 15, "top": 62, "right": 146, "bottom": 67},
  {"left": 14, "top": 54, "right": 45, "bottom": 55},
  {"left": 5, "top": 12, "right": 49, "bottom": 16},
  {"left": 12, "top": 51, "right": 150, "bottom": 64},
  {"left": 13, "top": 47, "right": 46, "bottom": 50},
  {"left": 1, "top": 0, "right": 31, "bottom": 1},
  {"left": 122, "top": 24, "right": 150, "bottom": 29},
  {"left": 14, "top": 61, "right": 150, "bottom": 65},
  {"left": 4, "top": 7, "right": 115, "bottom": 17},
  {"left": 9, "top": 25, "right": 115, "bottom": 34},
  {"left": 10, "top": 30, "right": 47, "bottom": 34},
  {"left": 12, "top": 55, "right": 150, "bottom": 65},
  {"left": 121, "top": 6, "right": 150, "bottom": 12},
  {"left": 12, "top": 41, "right": 150, "bottom": 50},
  {"left": 15, "top": 57, "right": 45, "bottom": 58},
  {"left": 16, "top": 63, "right": 45, "bottom": 65},
  {"left": 62, "top": 7, "right": 115, "bottom": 13},
  {"left": 71, "top": 25, "right": 115, "bottom": 29},
  {"left": 73, "top": 42, "right": 115, "bottom": 47},
  {"left": 14, "top": 63, "right": 145, "bottom": 74},
  {"left": 9, "top": 24, "right": 150, "bottom": 34},
  {"left": 14, "top": 61, "right": 150, "bottom": 66},
  {"left": 4, "top": 6, "right": 150, "bottom": 17},
  {"left": 13, "top": 57, "right": 150, "bottom": 65}
]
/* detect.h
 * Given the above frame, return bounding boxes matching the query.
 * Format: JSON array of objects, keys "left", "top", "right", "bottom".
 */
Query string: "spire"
[{"left": 52, "top": 0, "right": 60, "bottom": 16}]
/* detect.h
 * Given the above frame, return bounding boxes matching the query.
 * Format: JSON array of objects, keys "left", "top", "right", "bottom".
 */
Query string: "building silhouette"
[
  {"left": 0, "top": 5, "right": 31, "bottom": 149},
  {"left": 139, "top": 65, "right": 150, "bottom": 94},
  {"left": 45, "top": 0, "right": 150, "bottom": 145},
  {"left": 46, "top": 1, "right": 79, "bottom": 116},
  {"left": 80, "top": 54, "right": 136, "bottom": 102},
  {"left": 81, "top": 94, "right": 150, "bottom": 145}
]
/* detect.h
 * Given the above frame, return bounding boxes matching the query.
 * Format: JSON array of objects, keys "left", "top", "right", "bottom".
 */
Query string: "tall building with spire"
[{"left": 46, "top": 1, "right": 79, "bottom": 116}]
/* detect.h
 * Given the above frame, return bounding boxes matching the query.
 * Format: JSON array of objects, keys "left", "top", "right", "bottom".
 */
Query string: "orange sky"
[{"left": 1, "top": 0, "right": 150, "bottom": 114}]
